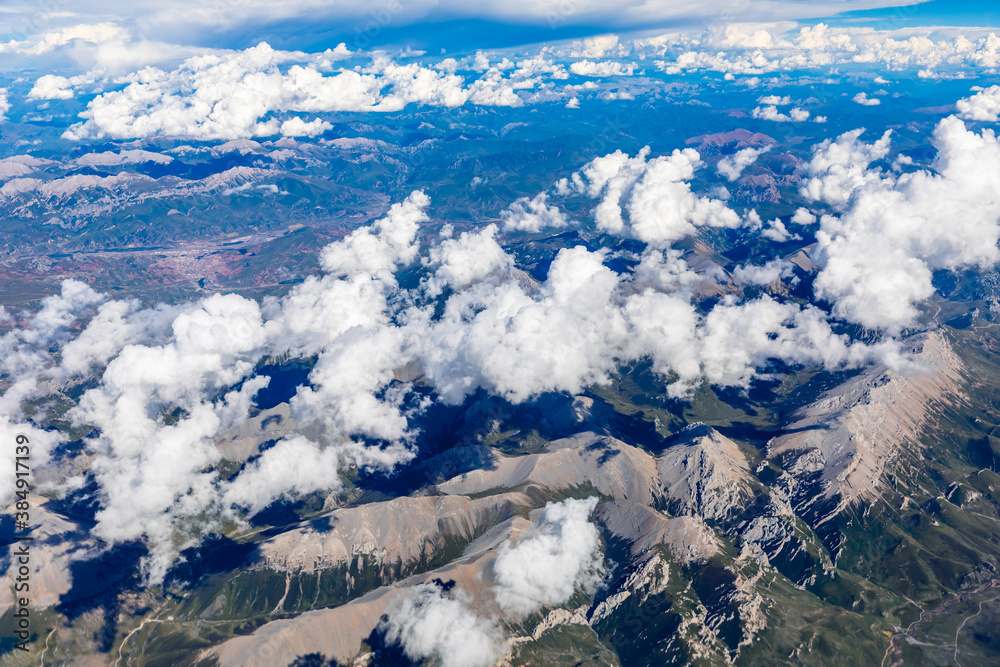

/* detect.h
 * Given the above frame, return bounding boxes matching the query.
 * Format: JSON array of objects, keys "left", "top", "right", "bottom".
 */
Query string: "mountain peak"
[{"left": 657, "top": 426, "right": 755, "bottom": 521}]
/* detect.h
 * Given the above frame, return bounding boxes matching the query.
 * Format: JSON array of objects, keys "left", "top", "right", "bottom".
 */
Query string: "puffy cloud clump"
[
  {"left": 417, "top": 246, "right": 629, "bottom": 404},
  {"left": 21, "top": 193, "right": 434, "bottom": 582},
  {"left": 501, "top": 192, "right": 572, "bottom": 233},
  {"left": 732, "top": 259, "right": 795, "bottom": 285},
  {"left": 261, "top": 272, "right": 390, "bottom": 358},
  {"left": 556, "top": 147, "right": 743, "bottom": 245},
  {"left": 620, "top": 290, "right": 702, "bottom": 394},
  {"left": 413, "top": 233, "right": 885, "bottom": 402},
  {"left": 28, "top": 71, "right": 103, "bottom": 100},
  {"left": 570, "top": 34, "right": 622, "bottom": 59},
  {"left": 695, "top": 296, "right": 883, "bottom": 387},
  {"left": 279, "top": 117, "right": 332, "bottom": 137},
  {"left": 380, "top": 584, "right": 505, "bottom": 667},
  {"left": 956, "top": 85, "right": 1000, "bottom": 122},
  {"left": 0, "top": 283, "right": 180, "bottom": 505},
  {"left": 717, "top": 145, "right": 771, "bottom": 181},
  {"left": 320, "top": 190, "right": 429, "bottom": 279},
  {"left": 29, "top": 75, "right": 77, "bottom": 100},
  {"left": 0, "top": 418, "right": 65, "bottom": 507},
  {"left": 55, "top": 299, "right": 181, "bottom": 379},
  {"left": 625, "top": 292, "right": 886, "bottom": 397},
  {"left": 493, "top": 497, "right": 604, "bottom": 615},
  {"left": 569, "top": 60, "right": 635, "bottom": 76},
  {"left": 70, "top": 293, "right": 270, "bottom": 582},
  {"left": 659, "top": 50, "right": 773, "bottom": 76},
  {"left": 800, "top": 128, "right": 893, "bottom": 208},
  {"left": 273, "top": 195, "right": 436, "bottom": 451},
  {"left": 752, "top": 105, "right": 810, "bottom": 122},
  {"left": 221, "top": 436, "right": 346, "bottom": 515},
  {"left": 632, "top": 247, "right": 705, "bottom": 294},
  {"left": 804, "top": 117, "right": 1000, "bottom": 330},
  {"left": 758, "top": 94, "right": 791, "bottom": 105},
  {"left": 424, "top": 224, "right": 514, "bottom": 296},
  {"left": 0, "top": 280, "right": 104, "bottom": 417},
  {"left": 290, "top": 324, "right": 415, "bottom": 445},
  {"left": 852, "top": 92, "right": 881, "bottom": 106}
]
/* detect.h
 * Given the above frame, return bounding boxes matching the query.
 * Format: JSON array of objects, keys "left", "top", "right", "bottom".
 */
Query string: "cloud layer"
[
  {"left": 62, "top": 44, "right": 550, "bottom": 140},
  {"left": 4, "top": 21, "right": 996, "bottom": 142},
  {"left": 7, "top": 108, "right": 997, "bottom": 583}
]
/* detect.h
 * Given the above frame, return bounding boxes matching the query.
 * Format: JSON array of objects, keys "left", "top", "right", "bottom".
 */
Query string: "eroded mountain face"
[
  {"left": 14, "top": 323, "right": 1000, "bottom": 666},
  {"left": 768, "top": 331, "right": 965, "bottom": 510}
]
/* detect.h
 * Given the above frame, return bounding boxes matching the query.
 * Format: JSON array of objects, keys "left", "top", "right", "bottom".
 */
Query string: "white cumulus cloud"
[
  {"left": 956, "top": 85, "right": 1000, "bottom": 122},
  {"left": 752, "top": 104, "right": 810, "bottom": 122},
  {"left": 569, "top": 60, "right": 635, "bottom": 77},
  {"left": 806, "top": 116, "right": 1000, "bottom": 331},
  {"left": 424, "top": 224, "right": 514, "bottom": 296},
  {"left": 558, "top": 147, "right": 743, "bottom": 245},
  {"left": 853, "top": 91, "right": 881, "bottom": 106},
  {"left": 501, "top": 192, "right": 572, "bottom": 233},
  {"left": 279, "top": 117, "right": 332, "bottom": 137},
  {"left": 380, "top": 583, "right": 504, "bottom": 667},
  {"left": 493, "top": 497, "right": 604, "bottom": 615},
  {"left": 717, "top": 145, "right": 771, "bottom": 181}
]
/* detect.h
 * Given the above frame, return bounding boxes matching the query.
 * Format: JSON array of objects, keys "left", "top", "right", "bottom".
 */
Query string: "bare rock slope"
[{"left": 768, "top": 330, "right": 964, "bottom": 507}]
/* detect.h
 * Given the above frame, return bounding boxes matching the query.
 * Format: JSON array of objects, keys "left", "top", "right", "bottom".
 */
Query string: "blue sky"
[
  {"left": 834, "top": 0, "right": 1000, "bottom": 28},
  {"left": 219, "top": 18, "right": 615, "bottom": 54},
  {"left": 5, "top": 0, "right": 979, "bottom": 53},
  {"left": 195, "top": 0, "right": 1000, "bottom": 53}
]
